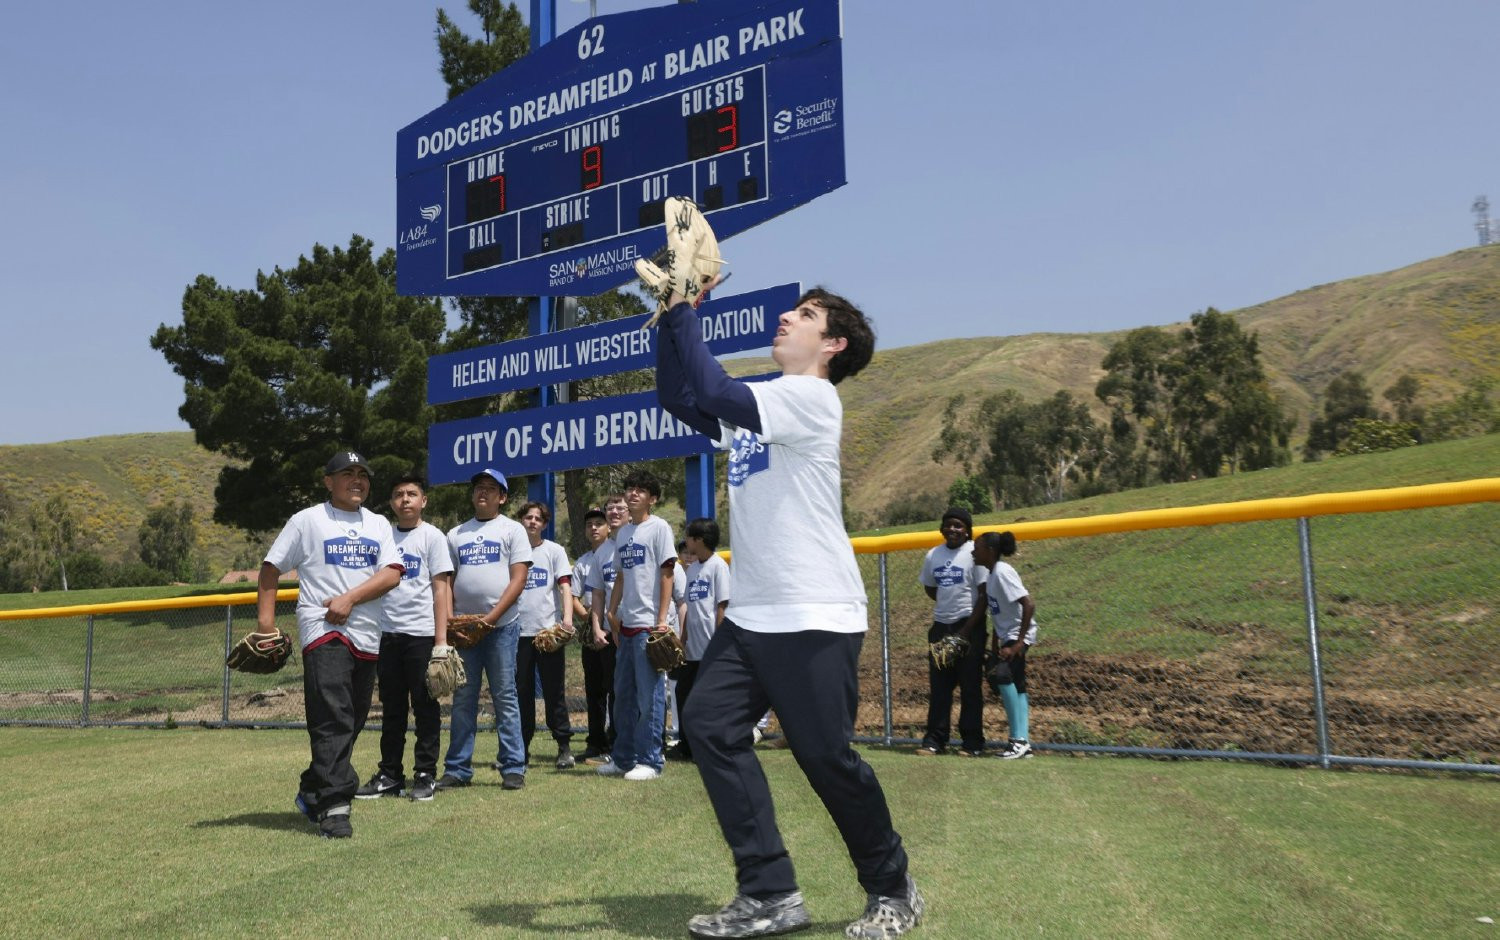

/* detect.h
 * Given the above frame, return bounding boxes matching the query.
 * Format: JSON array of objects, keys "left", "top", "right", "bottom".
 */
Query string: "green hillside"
[{"left": 3, "top": 246, "right": 1498, "bottom": 575}]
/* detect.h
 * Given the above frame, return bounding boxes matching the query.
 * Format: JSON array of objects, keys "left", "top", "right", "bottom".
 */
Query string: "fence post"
[
  {"left": 81, "top": 613, "right": 94, "bottom": 728},
  {"left": 878, "top": 552, "right": 893, "bottom": 745},
  {"left": 222, "top": 604, "right": 234, "bottom": 724},
  {"left": 1297, "top": 517, "right": 1333, "bottom": 769}
]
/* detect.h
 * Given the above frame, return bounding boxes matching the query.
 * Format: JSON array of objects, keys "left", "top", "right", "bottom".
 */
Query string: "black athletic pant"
[
  {"left": 922, "top": 619, "right": 985, "bottom": 753},
  {"left": 300, "top": 639, "right": 377, "bottom": 813},
  {"left": 672, "top": 660, "right": 701, "bottom": 757},
  {"left": 516, "top": 635, "right": 571, "bottom": 760},
  {"left": 685, "top": 619, "right": 909, "bottom": 899},
  {"left": 376, "top": 632, "right": 440, "bottom": 781},
  {"left": 581, "top": 639, "right": 617, "bottom": 752}
]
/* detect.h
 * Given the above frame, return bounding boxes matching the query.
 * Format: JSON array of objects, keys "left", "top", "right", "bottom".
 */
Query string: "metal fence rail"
[{"left": 1, "top": 479, "right": 1496, "bottom": 775}]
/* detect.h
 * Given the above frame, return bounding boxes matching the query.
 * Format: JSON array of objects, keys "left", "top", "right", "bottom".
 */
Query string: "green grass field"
[{"left": 2, "top": 727, "right": 1496, "bottom": 938}]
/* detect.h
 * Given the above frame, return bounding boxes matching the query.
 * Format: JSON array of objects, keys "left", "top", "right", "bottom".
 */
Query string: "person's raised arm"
[{"left": 655, "top": 300, "right": 761, "bottom": 435}]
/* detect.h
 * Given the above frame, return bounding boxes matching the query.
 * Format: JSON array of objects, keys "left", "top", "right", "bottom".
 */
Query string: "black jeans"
[
  {"left": 300, "top": 639, "right": 377, "bottom": 813},
  {"left": 671, "top": 659, "right": 701, "bottom": 757},
  {"left": 923, "top": 619, "right": 985, "bottom": 753},
  {"left": 376, "top": 632, "right": 440, "bottom": 781},
  {"left": 516, "top": 634, "right": 571, "bottom": 760},
  {"left": 581, "top": 639, "right": 616, "bottom": 752},
  {"left": 685, "top": 620, "right": 909, "bottom": 899}
]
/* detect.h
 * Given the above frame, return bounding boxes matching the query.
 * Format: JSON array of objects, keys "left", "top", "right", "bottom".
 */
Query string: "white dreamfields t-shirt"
[
  {"left": 986, "top": 560, "right": 1039, "bottom": 645},
  {"left": 682, "top": 554, "right": 731, "bottom": 660},
  {"left": 612, "top": 515, "right": 676, "bottom": 628},
  {"left": 447, "top": 515, "right": 533, "bottom": 626},
  {"left": 382, "top": 521, "right": 455, "bottom": 637},
  {"left": 264, "top": 502, "right": 402, "bottom": 654},
  {"left": 918, "top": 541, "right": 977, "bottom": 623},
  {"left": 715, "top": 374, "right": 867, "bottom": 633},
  {"left": 515, "top": 538, "right": 571, "bottom": 637}
]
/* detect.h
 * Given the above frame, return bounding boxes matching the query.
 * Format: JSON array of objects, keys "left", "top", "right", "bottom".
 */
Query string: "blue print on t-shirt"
[
  {"left": 687, "top": 578, "right": 712, "bottom": 602},
  {"left": 601, "top": 560, "right": 617, "bottom": 585},
  {"left": 458, "top": 538, "right": 502, "bottom": 566},
  {"left": 727, "top": 431, "right": 770, "bottom": 487},
  {"left": 526, "top": 566, "right": 550, "bottom": 589},
  {"left": 933, "top": 563, "right": 965, "bottom": 587},
  {"left": 400, "top": 551, "right": 422, "bottom": 581},
  {"left": 324, "top": 536, "right": 380, "bottom": 570},
  {"left": 619, "top": 542, "right": 647, "bottom": 569}
]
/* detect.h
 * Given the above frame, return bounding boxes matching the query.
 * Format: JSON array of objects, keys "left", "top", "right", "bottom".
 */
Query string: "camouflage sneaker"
[
  {"left": 688, "top": 890, "right": 811, "bottom": 938},
  {"left": 845, "top": 874, "right": 924, "bottom": 939}
]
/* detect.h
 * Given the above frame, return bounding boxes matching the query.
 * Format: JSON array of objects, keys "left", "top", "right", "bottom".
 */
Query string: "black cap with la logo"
[{"left": 324, "top": 450, "right": 370, "bottom": 475}]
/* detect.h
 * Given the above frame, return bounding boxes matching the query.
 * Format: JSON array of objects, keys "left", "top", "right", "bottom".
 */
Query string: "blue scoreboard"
[{"left": 396, "top": 0, "right": 844, "bottom": 297}]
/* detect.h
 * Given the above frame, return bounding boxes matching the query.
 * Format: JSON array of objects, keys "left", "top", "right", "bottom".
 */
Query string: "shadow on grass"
[
  {"left": 468, "top": 893, "right": 849, "bottom": 938},
  {"left": 192, "top": 811, "right": 308, "bottom": 833}
]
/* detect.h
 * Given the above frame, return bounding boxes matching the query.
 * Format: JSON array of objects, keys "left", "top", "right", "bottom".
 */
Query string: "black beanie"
[{"left": 941, "top": 506, "right": 973, "bottom": 535}]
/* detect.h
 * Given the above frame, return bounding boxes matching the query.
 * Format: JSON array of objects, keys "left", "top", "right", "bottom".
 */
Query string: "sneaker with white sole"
[
  {"left": 1000, "top": 739, "right": 1033, "bottom": 760},
  {"left": 595, "top": 757, "right": 626, "bottom": 777},
  {"left": 408, "top": 773, "right": 436, "bottom": 802},
  {"left": 688, "top": 890, "right": 811, "bottom": 939},
  {"left": 624, "top": 764, "right": 661, "bottom": 781},
  {"left": 845, "top": 873, "right": 924, "bottom": 939},
  {"left": 354, "top": 771, "right": 404, "bottom": 799}
]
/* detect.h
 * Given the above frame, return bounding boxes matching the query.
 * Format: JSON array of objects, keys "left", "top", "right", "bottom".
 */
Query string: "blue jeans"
[
  {"left": 612, "top": 631, "right": 666, "bottom": 772},
  {"left": 444, "top": 620, "right": 526, "bottom": 779}
]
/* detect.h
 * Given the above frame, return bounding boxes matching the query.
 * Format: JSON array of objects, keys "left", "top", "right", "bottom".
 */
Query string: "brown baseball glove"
[
  {"left": 929, "top": 633, "right": 971, "bottom": 671},
  {"left": 532, "top": 622, "right": 576, "bottom": 654},
  {"left": 425, "top": 644, "right": 467, "bottom": 699},
  {"left": 446, "top": 614, "right": 495, "bottom": 650},
  {"left": 226, "top": 629, "right": 294, "bottom": 674},
  {"left": 645, "top": 628, "right": 687, "bottom": 673}
]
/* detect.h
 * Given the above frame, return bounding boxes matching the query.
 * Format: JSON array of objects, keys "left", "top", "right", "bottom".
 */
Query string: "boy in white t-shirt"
[
  {"left": 657, "top": 285, "right": 923, "bottom": 939},
  {"left": 915, "top": 507, "right": 986, "bottom": 757},
  {"left": 436, "top": 468, "right": 532, "bottom": 792},
  {"left": 575, "top": 498, "right": 626, "bottom": 763},
  {"left": 256, "top": 450, "right": 404, "bottom": 839},
  {"left": 514, "top": 501, "right": 576, "bottom": 769},
  {"left": 355, "top": 475, "right": 454, "bottom": 803},
  {"left": 597, "top": 468, "right": 676, "bottom": 782},
  {"left": 664, "top": 517, "right": 730, "bottom": 763}
]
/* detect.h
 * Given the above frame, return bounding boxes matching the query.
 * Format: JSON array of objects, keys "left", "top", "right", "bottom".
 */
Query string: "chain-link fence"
[{"left": 2, "top": 484, "right": 1495, "bottom": 774}]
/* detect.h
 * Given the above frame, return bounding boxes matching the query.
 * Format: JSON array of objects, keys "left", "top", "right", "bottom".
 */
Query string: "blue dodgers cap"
[
  {"left": 470, "top": 468, "right": 508, "bottom": 491},
  {"left": 325, "top": 450, "right": 370, "bottom": 475}
]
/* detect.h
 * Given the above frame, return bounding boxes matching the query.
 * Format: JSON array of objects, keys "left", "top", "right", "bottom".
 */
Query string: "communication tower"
[{"left": 1474, "top": 195, "right": 1493, "bottom": 246}]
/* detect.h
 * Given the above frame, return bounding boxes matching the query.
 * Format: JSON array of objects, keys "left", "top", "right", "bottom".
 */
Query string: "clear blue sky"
[{"left": 2, "top": 1, "right": 1497, "bottom": 446}]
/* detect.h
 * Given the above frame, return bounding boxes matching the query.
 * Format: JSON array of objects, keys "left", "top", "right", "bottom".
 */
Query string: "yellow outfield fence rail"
[{"left": 1, "top": 479, "right": 1496, "bottom": 775}]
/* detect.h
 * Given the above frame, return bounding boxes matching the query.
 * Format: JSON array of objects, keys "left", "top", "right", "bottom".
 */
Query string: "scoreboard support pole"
[
  {"left": 528, "top": 0, "right": 559, "bottom": 540},
  {"left": 520, "top": 0, "right": 720, "bottom": 535}
]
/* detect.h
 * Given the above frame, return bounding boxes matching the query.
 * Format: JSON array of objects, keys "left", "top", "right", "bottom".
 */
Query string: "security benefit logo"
[
  {"left": 727, "top": 430, "right": 770, "bottom": 487},
  {"left": 458, "top": 535, "right": 503, "bottom": 566},
  {"left": 325, "top": 530, "right": 381, "bottom": 569}
]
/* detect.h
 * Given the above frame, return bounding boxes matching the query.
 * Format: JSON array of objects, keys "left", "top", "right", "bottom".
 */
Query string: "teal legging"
[{"left": 999, "top": 684, "right": 1029, "bottom": 741}]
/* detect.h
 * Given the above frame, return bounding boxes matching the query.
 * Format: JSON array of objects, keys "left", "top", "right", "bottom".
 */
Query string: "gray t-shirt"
[
  {"left": 515, "top": 538, "right": 570, "bottom": 636},
  {"left": 611, "top": 515, "right": 676, "bottom": 628},
  {"left": 382, "top": 521, "right": 456, "bottom": 637},
  {"left": 918, "top": 541, "right": 977, "bottom": 624},
  {"left": 682, "top": 554, "right": 730, "bottom": 660},
  {"left": 447, "top": 515, "right": 533, "bottom": 625}
]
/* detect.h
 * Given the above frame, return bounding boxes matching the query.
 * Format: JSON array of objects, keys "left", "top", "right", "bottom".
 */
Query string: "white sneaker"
[
  {"left": 624, "top": 764, "right": 661, "bottom": 781},
  {"left": 1000, "top": 739, "right": 1033, "bottom": 760},
  {"left": 752, "top": 726, "right": 763, "bottom": 745},
  {"left": 595, "top": 757, "right": 625, "bottom": 777}
]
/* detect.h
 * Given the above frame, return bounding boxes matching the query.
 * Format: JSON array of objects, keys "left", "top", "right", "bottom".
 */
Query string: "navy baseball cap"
[
  {"left": 325, "top": 450, "right": 370, "bottom": 475},
  {"left": 470, "top": 468, "right": 508, "bottom": 491},
  {"left": 583, "top": 506, "right": 606, "bottom": 522}
]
